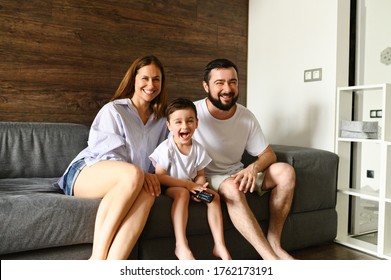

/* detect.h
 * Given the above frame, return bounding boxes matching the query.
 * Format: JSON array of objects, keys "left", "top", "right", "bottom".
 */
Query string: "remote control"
[{"left": 193, "top": 190, "right": 214, "bottom": 203}]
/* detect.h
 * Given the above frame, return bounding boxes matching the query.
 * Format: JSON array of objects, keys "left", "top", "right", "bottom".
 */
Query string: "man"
[{"left": 193, "top": 58, "right": 295, "bottom": 260}]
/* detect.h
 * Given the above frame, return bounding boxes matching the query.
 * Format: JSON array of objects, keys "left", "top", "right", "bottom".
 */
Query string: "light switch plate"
[{"left": 304, "top": 68, "right": 322, "bottom": 82}]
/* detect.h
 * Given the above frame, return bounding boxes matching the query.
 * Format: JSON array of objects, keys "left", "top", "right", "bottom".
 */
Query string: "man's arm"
[
  {"left": 251, "top": 145, "right": 277, "bottom": 174},
  {"left": 232, "top": 145, "right": 277, "bottom": 193}
]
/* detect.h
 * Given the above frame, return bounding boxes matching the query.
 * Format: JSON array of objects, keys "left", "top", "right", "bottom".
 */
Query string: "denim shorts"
[{"left": 63, "top": 158, "right": 87, "bottom": 196}]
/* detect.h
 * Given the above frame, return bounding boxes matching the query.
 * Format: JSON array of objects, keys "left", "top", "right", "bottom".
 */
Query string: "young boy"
[{"left": 149, "top": 98, "right": 231, "bottom": 260}]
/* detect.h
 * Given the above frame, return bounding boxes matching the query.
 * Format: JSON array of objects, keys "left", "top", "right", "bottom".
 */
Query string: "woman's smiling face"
[{"left": 133, "top": 64, "right": 162, "bottom": 103}]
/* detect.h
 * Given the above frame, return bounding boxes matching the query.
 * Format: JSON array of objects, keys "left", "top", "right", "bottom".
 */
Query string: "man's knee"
[
  {"left": 272, "top": 162, "right": 294, "bottom": 182},
  {"left": 281, "top": 163, "right": 295, "bottom": 190},
  {"left": 219, "top": 179, "right": 245, "bottom": 202}
]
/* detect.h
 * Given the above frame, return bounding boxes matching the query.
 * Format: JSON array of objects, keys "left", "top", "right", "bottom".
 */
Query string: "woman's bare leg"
[
  {"left": 107, "top": 189, "right": 155, "bottom": 259},
  {"left": 74, "top": 160, "right": 145, "bottom": 260}
]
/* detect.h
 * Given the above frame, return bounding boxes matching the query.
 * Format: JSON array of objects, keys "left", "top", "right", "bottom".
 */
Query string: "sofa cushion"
[
  {"left": 141, "top": 195, "right": 234, "bottom": 240},
  {"left": 0, "top": 122, "right": 89, "bottom": 179},
  {"left": 0, "top": 178, "right": 100, "bottom": 255},
  {"left": 141, "top": 191, "right": 270, "bottom": 241}
]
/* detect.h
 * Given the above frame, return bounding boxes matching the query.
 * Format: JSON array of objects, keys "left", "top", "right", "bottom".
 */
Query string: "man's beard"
[{"left": 207, "top": 91, "right": 238, "bottom": 111}]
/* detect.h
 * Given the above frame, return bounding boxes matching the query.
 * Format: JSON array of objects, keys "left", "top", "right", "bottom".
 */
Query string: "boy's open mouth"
[{"left": 179, "top": 131, "right": 190, "bottom": 139}]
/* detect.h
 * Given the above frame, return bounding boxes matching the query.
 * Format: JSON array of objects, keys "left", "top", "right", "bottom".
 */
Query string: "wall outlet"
[{"left": 367, "top": 170, "right": 374, "bottom": 178}]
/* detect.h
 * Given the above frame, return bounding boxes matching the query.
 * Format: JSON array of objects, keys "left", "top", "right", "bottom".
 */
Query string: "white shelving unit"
[{"left": 335, "top": 83, "right": 391, "bottom": 259}]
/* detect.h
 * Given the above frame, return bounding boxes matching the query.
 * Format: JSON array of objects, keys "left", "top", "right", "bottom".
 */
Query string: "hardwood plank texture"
[
  {"left": 290, "top": 242, "right": 380, "bottom": 260},
  {"left": 0, "top": 0, "right": 249, "bottom": 125}
]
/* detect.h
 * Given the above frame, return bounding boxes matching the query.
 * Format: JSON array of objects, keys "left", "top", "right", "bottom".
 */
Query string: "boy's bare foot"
[
  {"left": 175, "top": 245, "right": 196, "bottom": 260},
  {"left": 213, "top": 245, "right": 232, "bottom": 260}
]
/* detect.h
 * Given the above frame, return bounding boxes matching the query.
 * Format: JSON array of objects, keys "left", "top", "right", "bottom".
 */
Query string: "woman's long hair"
[{"left": 111, "top": 55, "right": 167, "bottom": 119}]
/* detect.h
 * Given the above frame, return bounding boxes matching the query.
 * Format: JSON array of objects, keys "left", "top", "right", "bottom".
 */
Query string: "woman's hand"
[{"left": 143, "top": 172, "right": 161, "bottom": 196}]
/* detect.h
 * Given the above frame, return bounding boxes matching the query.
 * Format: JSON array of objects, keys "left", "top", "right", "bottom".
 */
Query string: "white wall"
[
  {"left": 247, "top": 0, "right": 351, "bottom": 151},
  {"left": 355, "top": 0, "right": 391, "bottom": 193},
  {"left": 356, "top": 0, "right": 391, "bottom": 85}
]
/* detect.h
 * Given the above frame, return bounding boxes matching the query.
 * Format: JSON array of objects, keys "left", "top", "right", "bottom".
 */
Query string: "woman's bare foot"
[{"left": 213, "top": 245, "right": 232, "bottom": 260}]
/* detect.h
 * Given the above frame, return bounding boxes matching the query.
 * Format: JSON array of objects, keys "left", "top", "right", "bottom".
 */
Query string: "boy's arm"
[
  {"left": 155, "top": 164, "right": 207, "bottom": 193},
  {"left": 194, "top": 169, "right": 207, "bottom": 186}
]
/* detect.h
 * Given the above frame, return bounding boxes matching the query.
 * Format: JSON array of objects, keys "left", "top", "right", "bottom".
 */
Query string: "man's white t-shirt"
[
  {"left": 149, "top": 135, "right": 211, "bottom": 181},
  {"left": 193, "top": 98, "right": 269, "bottom": 176}
]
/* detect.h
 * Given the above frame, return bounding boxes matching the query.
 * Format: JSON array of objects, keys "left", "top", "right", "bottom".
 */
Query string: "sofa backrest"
[{"left": 0, "top": 122, "right": 89, "bottom": 178}]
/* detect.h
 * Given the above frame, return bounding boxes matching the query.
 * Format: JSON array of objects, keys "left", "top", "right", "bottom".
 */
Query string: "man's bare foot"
[
  {"left": 175, "top": 246, "right": 196, "bottom": 260},
  {"left": 273, "top": 246, "right": 296, "bottom": 260},
  {"left": 213, "top": 245, "right": 232, "bottom": 260}
]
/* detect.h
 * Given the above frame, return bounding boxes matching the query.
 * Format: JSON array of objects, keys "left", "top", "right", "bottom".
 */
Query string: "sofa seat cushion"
[
  {"left": 0, "top": 178, "right": 100, "bottom": 255},
  {"left": 141, "top": 191, "right": 270, "bottom": 240},
  {"left": 141, "top": 195, "right": 231, "bottom": 240}
]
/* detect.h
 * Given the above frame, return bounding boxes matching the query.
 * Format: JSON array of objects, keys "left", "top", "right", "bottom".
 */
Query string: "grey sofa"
[{"left": 0, "top": 122, "right": 339, "bottom": 260}]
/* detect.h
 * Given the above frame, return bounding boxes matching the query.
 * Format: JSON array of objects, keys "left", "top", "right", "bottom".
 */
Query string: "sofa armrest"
[
  {"left": 273, "top": 145, "right": 339, "bottom": 213},
  {"left": 242, "top": 144, "right": 339, "bottom": 214}
]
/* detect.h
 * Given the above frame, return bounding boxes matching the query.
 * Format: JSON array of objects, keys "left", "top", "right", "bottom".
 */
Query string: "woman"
[{"left": 56, "top": 55, "right": 168, "bottom": 259}]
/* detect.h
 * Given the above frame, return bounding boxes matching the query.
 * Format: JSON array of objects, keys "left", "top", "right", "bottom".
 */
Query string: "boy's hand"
[{"left": 188, "top": 182, "right": 208, "bottom": 202}]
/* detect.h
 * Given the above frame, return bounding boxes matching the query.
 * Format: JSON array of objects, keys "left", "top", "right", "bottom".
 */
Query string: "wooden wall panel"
[{"left": 0, "top": 0, "right": 248, "bottom": 126}]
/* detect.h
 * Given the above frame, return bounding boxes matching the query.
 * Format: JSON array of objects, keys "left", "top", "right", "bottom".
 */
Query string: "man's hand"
[
  {"left": 231, "top": 163, "right": 258, "bottom": 193},
  {"left": 232, "top": 146, "right": 276, "bottom": 193}
]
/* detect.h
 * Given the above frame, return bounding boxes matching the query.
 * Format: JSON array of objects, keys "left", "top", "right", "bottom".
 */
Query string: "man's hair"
[
  {"left": 203, "top": 58, "right": 238, "bottom": 83},
  {"left": 166, "top": 98, "right": 197, "bottom": 121}
]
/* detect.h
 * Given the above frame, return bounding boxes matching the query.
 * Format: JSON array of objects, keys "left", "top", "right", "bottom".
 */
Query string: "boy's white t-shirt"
[
  {"left": 193, "top": 98, "right": 269, "bottom": 176},
  {"left": 149, "top": 135, "right": 211, "bottom": 181}
]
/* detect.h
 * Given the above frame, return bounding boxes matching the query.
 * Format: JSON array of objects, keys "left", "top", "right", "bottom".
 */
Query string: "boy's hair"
[
  {"left": 166, "top": 98, "right": 197, "bottom": 121},
  {"left": 203, "top": 58, "right": 238, "bottom": 84}
]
